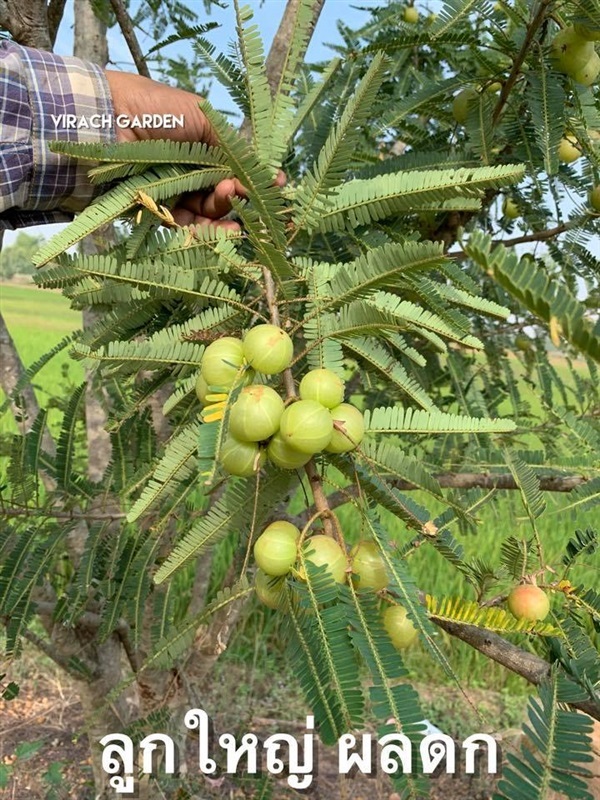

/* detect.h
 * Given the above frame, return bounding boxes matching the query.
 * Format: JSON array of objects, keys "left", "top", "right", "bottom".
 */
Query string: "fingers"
[
  {"left": 172, "top": 170, "right": 286, "bottom": 230},
  {"left": 179, "top": 177, "right": 247, "bottom": 219},
  {"left": 171, "top": 206, "right": 240, "bottom": 231}
]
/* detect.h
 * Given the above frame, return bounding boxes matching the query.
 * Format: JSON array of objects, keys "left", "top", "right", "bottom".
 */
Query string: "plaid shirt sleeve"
[{"left": 0, "top": 40, "right": 115, "bottom": 230}]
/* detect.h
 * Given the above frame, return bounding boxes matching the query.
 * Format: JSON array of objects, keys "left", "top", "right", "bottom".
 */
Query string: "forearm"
[{"left": 0, "top": 41, "right": 114, "bottom": 230}]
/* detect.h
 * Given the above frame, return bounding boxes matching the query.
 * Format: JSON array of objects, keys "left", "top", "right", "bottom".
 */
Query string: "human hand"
[{"left": 104, "top": 70, "right": 284, "bottom": 229}]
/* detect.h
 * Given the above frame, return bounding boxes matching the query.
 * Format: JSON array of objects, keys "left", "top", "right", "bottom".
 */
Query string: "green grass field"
[
  {"left": 0, "top": 282, "right": 84, "bottom": 435},
  {"left": 1, "top": 280, "right": 597, "bottom": 697}
]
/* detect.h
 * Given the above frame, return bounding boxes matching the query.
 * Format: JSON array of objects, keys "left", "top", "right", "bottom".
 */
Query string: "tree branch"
[
  {"left": 0, "top": 0, "right": 51, "bottom": 48},
  {"left": 431, "top": 616, "right": 600, "bottom": 722},
  {"left": 325, "top": 471, "right": 590, "bottom": 512},
  {"left": 240, "top": 0, "right": 325, "bottom": 139},
  {"left": 108, "top": 0, "right": 151, "bottom": 78},
  {"left": 492, "top": 0, "right": 553, "bottom": 125},
  {"left": 449, "top": 223, "right": 570, "bottom": 260},
  {"left": 48, "top": 0, "right": 67, "bottom": 45},
  {"left": 265, "top": 0, "right": 326, "bottom": 94},
  {"left": 0, "top": 312, "right": 56, "bottom": 455}
]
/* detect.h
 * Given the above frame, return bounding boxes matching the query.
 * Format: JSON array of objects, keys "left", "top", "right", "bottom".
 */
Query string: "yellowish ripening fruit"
[
  {"left": 326, "top": 403, "right": 365, "bottom": 454},
  {"left": 301, "top": 535, "right": 347, "bottom": 584},
  {"left": 254, "top": 520, "right": 300, "bottom": 577},
  {"left": 558, "top": 133, "right": 581, "bottom": 163},
  {"left": 267, "top": 431, "right": 312, "bottom": 470},
  {"left": 502, "top": 197, "right": 519, "bottom": 219},
  {"left": 279, "top": 399, "right": 334, "bottom": 454},
  {"left": 242, "top": 324, "right": 293, "bottom": 375},
  {"left": 228, "top": 385, "right": 285, "bottom": 442},
  {"left": 451, "top": 87, "right": 478, "bottom": 124},
  {"left": 590, "top": 185, "right": 600, "bottom": 211},
  {"left": 383, "top": 605, "right": 418, "bottom": 650},
  {"left": 201, "top": 337, "right": 245, "bottom": 388},
  {"left": 351, "top": 541, "right": 388, "bottom": 591},
  {"left": 573, "top": 51, "right": 600, "bottom": 86},
  {"left": 403, "top": 5, "right": 419, "bottom": 23},
  {"left": 219, "top": 437, "right": 265, "bottom": 477},
  {"left": 507, "top": 584, "right": 550, "bottom": 621},
  {"left": 515, "top": 333, "right": 532, "bottom": 352},
  {"left": 299, "top": 368, "right": 345, "bottom": 409},
  {"left": 551, "top": 27, "right": 594, "bottom": 75},
  {"left": 255, "top": 569, "right": 284, "bottom": 609}
]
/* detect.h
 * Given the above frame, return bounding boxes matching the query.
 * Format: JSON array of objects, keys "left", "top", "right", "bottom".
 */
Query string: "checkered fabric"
[{"left": 0, "top": 40, "right": 114, "bottom": 230}]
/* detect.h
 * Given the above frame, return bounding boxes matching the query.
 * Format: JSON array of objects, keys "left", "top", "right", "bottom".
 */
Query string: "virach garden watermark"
[
  {"left": 51, "top": 113, "right": 185, "bottom": 130},
  {"left": 100, "top": 709, "right": 499, "bottom": 794}
]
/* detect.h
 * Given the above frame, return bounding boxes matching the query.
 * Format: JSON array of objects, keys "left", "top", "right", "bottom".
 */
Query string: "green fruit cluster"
[
  {"left": 195, "top": 333, "right": 366, "bottom": 477},
  {"left": 253, "top": 527, "right": 418, "bottom": 652},
  {"left": 253, "top": 521, "right": 348, "bottom": 594},
  {"left": 552, "top": 25, "right": 600, "bottom": 86}
]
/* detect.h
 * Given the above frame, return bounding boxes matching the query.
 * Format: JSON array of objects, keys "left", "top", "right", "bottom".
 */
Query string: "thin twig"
[
  {"left": 492, "top": 0, "right": 553, "bottom": 125},
  {"left": 108, "top": 0, "right": 151, "bottom": 78},
  {"left": 3, "top": 507, "right": 127, "bottom": 521},
  {"left": 450, "top": 223, "right": 570, "bottom": 260},
  {"left": 324, "top": 471, "right": 589, "bottom": 513}
]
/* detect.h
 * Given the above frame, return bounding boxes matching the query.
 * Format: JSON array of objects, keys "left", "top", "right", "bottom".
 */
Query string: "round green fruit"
[
  {"left": 279, "top": 400, "right": 334, "bottom": 454},
  {"left": 572, "top": 51, "right": 600, "bottom": 85},
  {"left": 228, "top": 385, "right": 285, "bottom": 442},
  {"left": 299, "top": 368, "right": 345, "bottom": 409},
  {"left": 507, "top": 584, "right": 550, "bottom": 621},
  {"left": 267, "top": 432, "right": 312, "bottom": 470},
  {"left": 326, "top": 403, "right": 365, "bottom": 454},
  {"left": 486, "top": 81, "right": 502, "bottom": 93},
  {"left": 558, "top": 134, "right": 581, "bottom": 163},
  {"left": 220, "top": 437, "right": 265, "bottom": 477},
  {"left": 302, "top": 535, "right": 347, "bottom": 584},
  {"left": 254, "top": 520, "right": 300, "bottom": 577},
  {"left": 195, "top": 371, "right": 208, "bottom": 404},
  {"left": 502, "top": 197, "right": 519, "bottom": 219},
  {"left": 590, "top": 185, "right": 600, "bottom": 211},
  {"left": 515, "top": 333, "right": 532, "bottom": 352},
  {"left": 452, "top": 87, "right": 478, "bottom": 124},
  {"left": 351, "top": 541, "right": 388, "bottom": 591},
  {"left": 551, "top": 27, "right": 593, "bottom": 75},
  {"left": 255, "top": 569, "right": 285, "bottom": 609},
  {"left": 242, "top": 324, "right": 293, "bottom": 375},
  {"left": 383, "top": 605, "right": 418, "bottom": 650},
  {"left": 201, "top": 337, "right": 245, "bottom": 388},
  {"left": 574, "top": 22, "right": 600, "bottom": 41},
  {"left": 403, "top": 5, "right": 419, "bottom": 23}
]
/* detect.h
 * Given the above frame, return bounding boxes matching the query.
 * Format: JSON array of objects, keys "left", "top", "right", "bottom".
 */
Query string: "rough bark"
[
  {"left": 324, "top": 472, "right": 590, "bottom": 515},
  {"left": 0, "top": 312, "right": 55, "bottom": 453},
  {"left": 108, "top": 0, "right": 150, "bottom": 77},
  {"left": 48, "top": 0, "right": 67, "bottom": 45},
  {"left": 73, "top": 1, "right": 112, "bottom": 482},
  {"left": 265, "top": 0, "right": 326, "bottom": 94},
  {"left": 0, "top": 0, "right": 52, "bottom": 49},
  {"left": 432, "top": 616, "right": 600, "bottom": 722}
]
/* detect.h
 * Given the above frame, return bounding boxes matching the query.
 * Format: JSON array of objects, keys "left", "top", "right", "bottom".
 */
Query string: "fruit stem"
[
  {"left": 261, "top": 265, "right": 335, "bottom": 538},
  {"left": 304, "top": 459, "right": 336, "bottom": 539}
]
